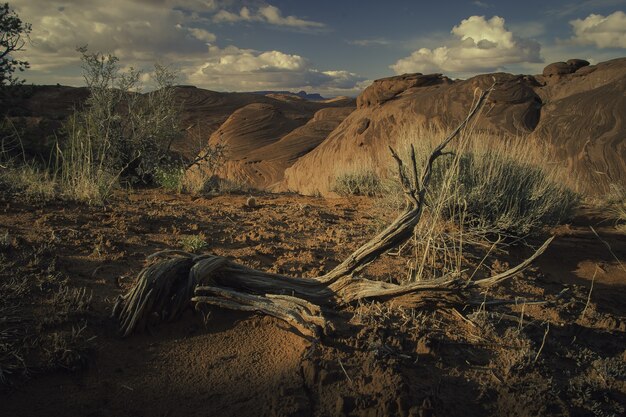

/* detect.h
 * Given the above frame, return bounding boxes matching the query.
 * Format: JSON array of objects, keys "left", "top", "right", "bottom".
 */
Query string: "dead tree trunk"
[{"left": 112, "top": 85, "right": 554, "bottom": 338}]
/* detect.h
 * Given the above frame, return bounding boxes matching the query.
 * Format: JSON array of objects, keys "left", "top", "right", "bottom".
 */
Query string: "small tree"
[{"left": 0, "top": 2, "right": 31, "bottom": 86}]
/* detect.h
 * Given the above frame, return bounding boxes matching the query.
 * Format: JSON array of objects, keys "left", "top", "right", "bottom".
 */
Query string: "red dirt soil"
[{"left": 0, "top": 189, "right": 624, "bottom": 417}]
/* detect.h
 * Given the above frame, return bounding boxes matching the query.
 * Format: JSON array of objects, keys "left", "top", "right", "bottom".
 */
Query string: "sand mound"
[{"left": 284, "top": 58, "right": 626, "bottom": 196}]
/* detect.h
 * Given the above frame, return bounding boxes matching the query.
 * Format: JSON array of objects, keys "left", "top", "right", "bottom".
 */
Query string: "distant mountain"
[{"left": 251, "top": 90, "right": 326, "bottom": 101}]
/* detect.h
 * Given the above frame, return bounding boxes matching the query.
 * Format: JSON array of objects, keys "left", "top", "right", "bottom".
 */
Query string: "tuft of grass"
[
  {"left": 332, "top": 169, "right": 383, "bottom": 197},
  {"left": 396, "top": 127, "right": 580, "bottom": 236},
  {"left": 605, "top": 184, "right": 626, "bottom": 231},
  {"left": 180, "top": 233, "right": 208, "bottom": 253},
  {"left": 51, "top": 286, "right": 93, "bottom": 316},
  {"left": 0, "top": 230, "right": 10, "bottom": 250},
  {"left": 0, "top": 162, "right": 57, "bottom": 201}
]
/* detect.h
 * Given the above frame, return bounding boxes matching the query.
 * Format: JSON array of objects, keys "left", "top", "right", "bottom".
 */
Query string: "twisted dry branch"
[{"left": 112, "top": 84, "right": 554, "bottom": 338}]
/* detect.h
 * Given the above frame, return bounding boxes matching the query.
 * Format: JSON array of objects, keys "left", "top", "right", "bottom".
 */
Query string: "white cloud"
[
  {"left": 213, "top": 5, "right": 325, "bottom": 29},
  {"left": 187, "top": 27, "right": 217, "bottom": 43},
  {"left": 16, "top": 0, "right": 212, "bottom": 73},
  {"left": 347, "top": 38, "right": 391, "bottom": 47},
  {"left": 12, "top": 0, "right": 360, "bottom": 94},
  {"left": 184, "top": 45, "right": 363, "bottom": 92},
  {"left": 390, "top": 16, "right": 542, "bottom": 75},
  {"left": 569, "top": 11, "right": 626, "bottom": 48}
]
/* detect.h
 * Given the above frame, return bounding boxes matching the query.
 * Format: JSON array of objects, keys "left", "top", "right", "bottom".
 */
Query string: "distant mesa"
[{"left": 252, "top": 90, "right": 326, "bottom": 101}]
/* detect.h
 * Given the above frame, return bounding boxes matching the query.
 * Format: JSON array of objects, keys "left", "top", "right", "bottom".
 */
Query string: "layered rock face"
[
  {"left": 5, "top": 57, "right": 625, "bottom": 196},
  {"left": 196, "top": 103, "right": 354, "bottom": 190},
  {"left": 284, "top": 58, "right": 626, "bottom": 196}
]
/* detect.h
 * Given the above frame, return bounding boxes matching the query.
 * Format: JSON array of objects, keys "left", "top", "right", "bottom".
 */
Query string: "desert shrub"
[
  {"left": 332, "top": 169, "right": 382, "bottom": 196},
  {"left": 326, "top": 125, "right": 579, "bottom": 282},
  {"left": 605, "top": 184, "right": 626, "bottom": 231},
  {"left": 0, "top": 160, "right": 56, "bottom": 201},
  {"left": 428, "top": 149, "right": 579, "bottom": 235},
  {"left": 181, "top": 140, "right": 228, "bottom": 194},
  {"left": 56, "top": 47, "right": 182, "bottom": 203},
  {"left": 397, "top": 126, "right": 579, "bottom": 236}
]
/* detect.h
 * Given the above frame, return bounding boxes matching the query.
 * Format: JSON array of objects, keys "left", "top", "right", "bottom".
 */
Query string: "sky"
[{"left": 9, "top": 0, "right": 626, "bottom": 96}]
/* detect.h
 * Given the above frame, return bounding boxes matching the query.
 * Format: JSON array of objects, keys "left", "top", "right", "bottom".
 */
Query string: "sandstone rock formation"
[
  {"left": 284, "top": 58, "right": 626, "bottom": 196},
  {"left": 193, "top": 104, "right": 354, "bottom": 190},
  {"left": 5, "top": 57, "right": 625, "bottom": 197}
]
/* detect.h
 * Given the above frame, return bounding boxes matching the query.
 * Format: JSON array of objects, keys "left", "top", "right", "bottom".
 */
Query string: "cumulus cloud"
[
  {"left": 213, "top": 5, "right": 325, "bottom": 29},
  {"left": 187, "top": 28, "right": 217, "bottom": 43},
  {"left": 184, "top": 45, "right": 363, "bottom": 91},
  {"left": 15, "top": 0, "right": 212, "bottom": 73},
  {"left": 390, "top": 15, "right": 542, "bottom": 75},
  {"left": 569, "top": 11, "right": 626, "bottom": 48},
  {"left": 13, "top": 0, "right": 359, "bottom": 94}
]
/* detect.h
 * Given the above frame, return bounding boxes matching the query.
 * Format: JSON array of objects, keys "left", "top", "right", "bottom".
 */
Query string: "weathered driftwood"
[{"left": 112, "top": 85, "right": 554, "bottom": 338}]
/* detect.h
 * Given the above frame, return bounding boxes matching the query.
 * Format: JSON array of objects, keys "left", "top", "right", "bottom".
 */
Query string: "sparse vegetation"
[
  {"left": 332, "top": 169, "right": 383, "bottom": 196},
  {"left": 56, "top": 47, "right": 182, "bottom": 203},
  {"left": 180, "top": 233, "right": 208, "bottom": 253},
  {"left": 400, "top": 126, "right": 578, "bottom": 236},
  {"left": 0, "top": 160, "right": 57, "bottom": 201},
  {"left": 154, "top": 165, "right": 185, "bottom": 192},
  {"left": 329, "top": 126, "right": 580, "bottom": 283},
  {"left": 334, "top": 126, "right": 579, "bottom": 236},
  {"left": 605, "top": 183, "right": 626, "bottom": 231},
  {"left": 0, "top": 242, "right": 95, "bottom": 385}
]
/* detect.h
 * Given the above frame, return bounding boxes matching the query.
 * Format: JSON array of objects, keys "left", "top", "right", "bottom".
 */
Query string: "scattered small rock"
[{"left": 245, "top": 196, "right": 257, "bottom": 208}]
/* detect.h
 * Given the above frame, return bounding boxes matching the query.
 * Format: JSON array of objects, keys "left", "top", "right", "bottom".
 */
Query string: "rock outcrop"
[
  {"left": 283, "top": 58, "right": 626, "bottom": 196},
  {"left": 194, "top": 105, "right": 354, "bottom": 190}
]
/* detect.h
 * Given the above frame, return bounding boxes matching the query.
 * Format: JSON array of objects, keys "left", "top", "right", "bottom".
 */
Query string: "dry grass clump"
[
  {"left": 0, "top": 161, "right": 57, "bottom": 201},
  {"left": 396, "top": 125, "right": 579, "bottom": 236},
  {"left": 331, "top": 124, "right": 579, "bottom": 283},
  {"left": 605, "top": 184, "right": 626, "bottom": 231},
  {"left": 332, "top": 168, "right": 383, "bottom": 197}
]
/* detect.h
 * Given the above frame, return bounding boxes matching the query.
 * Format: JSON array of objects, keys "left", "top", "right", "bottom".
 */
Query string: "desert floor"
[{"left": 1, "top": 188, "right": 624, "bottom": 417}]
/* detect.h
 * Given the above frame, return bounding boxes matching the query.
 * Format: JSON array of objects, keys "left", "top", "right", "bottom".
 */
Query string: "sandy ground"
[{"left": 0, "top": 189, "right": 624, "bottom": 417}]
